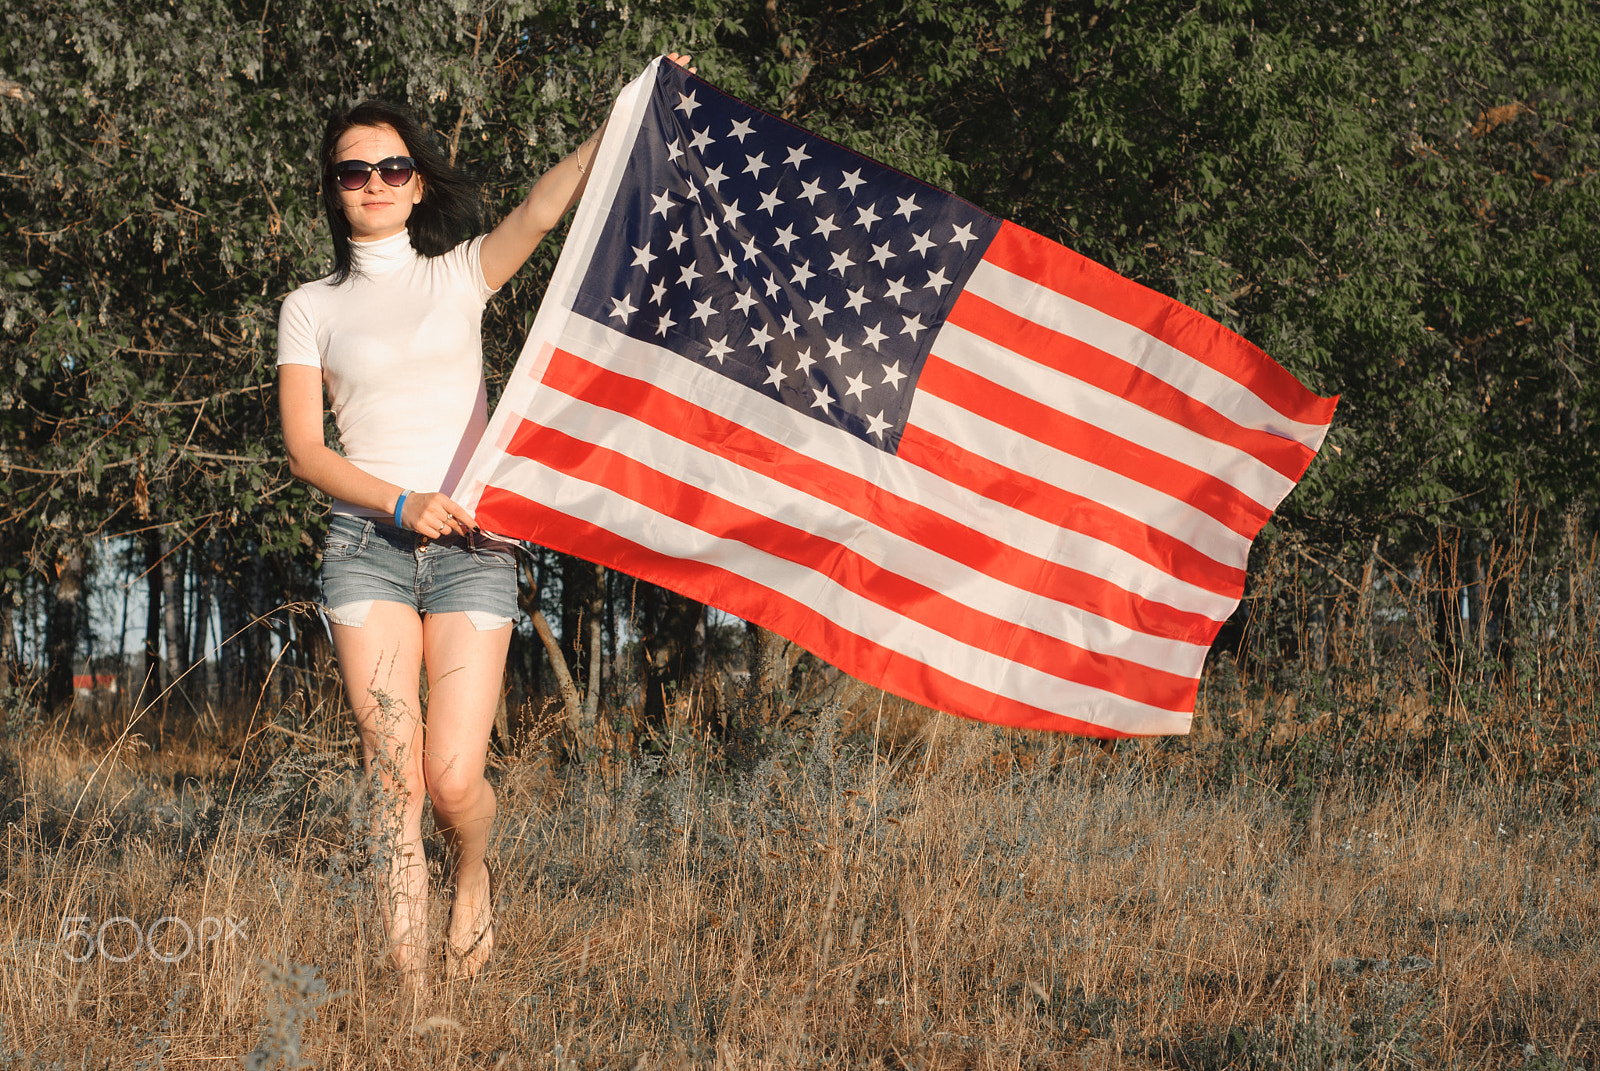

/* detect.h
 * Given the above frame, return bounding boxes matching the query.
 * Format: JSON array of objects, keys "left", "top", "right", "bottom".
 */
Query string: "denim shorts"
[{"left": 319, "top": 514, "right": 520, "bottom": 630}]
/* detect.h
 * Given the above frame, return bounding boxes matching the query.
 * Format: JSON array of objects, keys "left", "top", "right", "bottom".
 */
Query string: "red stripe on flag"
[
  {"left": 478, "top": 485, "right": 1174, "bottom": 739},
  {"left": 898, "top": 423, "right": 1249, "bottom": 598},
  {"left": 980, "top": 221, "right": 1340, "bottom": 435},
  {"left": 503, "top": 414, "right": 1202, "bottom": 711},
  {"left": 946, "top": 289, "right": 1316, "bottom": 483},
  {"left": 917, "top": 356, "right": 1273, "bottom": 539},
  {"left": 540, "top": 347, "right": 1224, "bottom": 644}
]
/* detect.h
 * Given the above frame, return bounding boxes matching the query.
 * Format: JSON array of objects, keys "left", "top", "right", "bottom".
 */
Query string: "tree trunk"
[
  {"left": 116, "top": 537, "right": 134, "bottom": 698},
  {"left": 744, "top": 621, "right": 787, "bottom": 727},
  {"left": 581, "top": 563, "right": 605, "bottom": 727},
  {"left": 44, "top": 548, "right": 86, "bottom": 710},
  {"left": 530, "top": 607, "right": 582, "bottom": 743},
  {"left": 253, "top": 555, "right": 287, "bottom": 711},
  {"left": 559, "top": 553, "right": 592, "bottom": 693},
  {"left": 1306, "top": 596, "right": 1328, "bottom": 675},
  {"left": 1355, "top": 536, "right": 1379, "bottom": 673},
  {"left": 639, "top": 588, "right": 704, "bottom": 739},
  {"left": 216, "top": 546, "right": 247, "bottom": 704},
  {"left": 516, "top": 551, "right": 581, "bottom": 748},
  {"left": 143, "top": 532, "right": 165, "bottom": 706},
  {"left": 1429, "top": 532, "right": 1466, "bottom": 670},
  {"left": 0, "top": 596, "right": 18, "bottom": 693},
  {"left": 188, "top": 541, "right": 214, "bottom": 706},
  {"left": 162, "top": 540, "right": 187, "bottom": 712}
]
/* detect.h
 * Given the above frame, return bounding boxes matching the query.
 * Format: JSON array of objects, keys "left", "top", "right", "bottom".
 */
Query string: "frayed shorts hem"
[
  {"left": 318, "top": 514, "right": 520, "bottom": 626},
  {"left": 322, "top": 599, "right": 514, "bottom": 631}
]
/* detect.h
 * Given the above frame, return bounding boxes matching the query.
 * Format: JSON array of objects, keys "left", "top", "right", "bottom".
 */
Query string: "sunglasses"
[{"left": 331, "top": 156, "right": 417, "bottom": 191}]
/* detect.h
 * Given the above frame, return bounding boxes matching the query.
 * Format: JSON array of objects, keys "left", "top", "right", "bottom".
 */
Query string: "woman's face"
[{"left": 332, "top": 123, "right": 423, "bottom": 242}]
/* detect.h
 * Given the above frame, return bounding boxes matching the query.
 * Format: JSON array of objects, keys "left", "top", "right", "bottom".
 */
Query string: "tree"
[
  {"left": 0, "top": 0, "right": 705, "bottom": 709},
  {"left": 974, "top": 0, "right": 1599, "bottom": 549},
  {"left": 728, "top": 0, "right": 1600, "bottom": 547},
  {"left": 740, "top": 0, "right": 1600, "bottom": 666},
  {"left": 4, "top": 0, "right": 1597, "bottom": 731}
]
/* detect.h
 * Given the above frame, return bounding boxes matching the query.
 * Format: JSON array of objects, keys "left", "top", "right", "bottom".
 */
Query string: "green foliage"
[
  {"left": 926, "top": 0, "right": 1600, "bottom": 548},
  {"left": 3, "top": 0, "right": 1599, "bottom": 697},
  {"left": 0, "top": 0, "right": 744, "bottom": 594}
]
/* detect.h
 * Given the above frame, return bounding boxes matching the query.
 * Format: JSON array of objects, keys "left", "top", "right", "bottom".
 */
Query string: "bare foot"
[
  {"left": 444, "top": 860, "right": 495, "bottom": 981},
  {"left": 395, "top": 963, "right": 428, "bottom": 1013},
  {"left": 378, "top": 901, "right": 431, "bottom": 1002}
]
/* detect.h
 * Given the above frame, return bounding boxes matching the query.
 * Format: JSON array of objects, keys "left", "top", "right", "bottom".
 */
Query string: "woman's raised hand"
[
  {"left": 478, "top": 48, "right": 699, "bottom": 292},
  {"left": 399, "top": 491, "right": 478, "bottom": 538}
]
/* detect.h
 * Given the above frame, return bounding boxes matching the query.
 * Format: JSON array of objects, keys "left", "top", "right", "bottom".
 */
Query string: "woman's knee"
[
  {"left": 425, "top": 757, "right": 490, "bottom": 813},
  {"left": 370, "top": 772, "right": 428, "bottom": 819},
  {"left": 361, "top": 732, "right": 424, "bottom": 777}
]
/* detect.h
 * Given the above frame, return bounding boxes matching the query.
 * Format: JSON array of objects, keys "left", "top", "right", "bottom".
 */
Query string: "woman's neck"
[{"left": 348, "top": 229, "right": 414, "bottom": 273}]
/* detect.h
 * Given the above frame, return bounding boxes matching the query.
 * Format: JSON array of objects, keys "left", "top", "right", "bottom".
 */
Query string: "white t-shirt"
[{"left": 276, "top": 230, "right": 498, "bottom": 518}]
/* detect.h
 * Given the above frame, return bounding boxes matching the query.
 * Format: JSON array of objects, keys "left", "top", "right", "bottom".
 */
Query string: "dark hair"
[{"left": 319, "top": 100, "right": 482, "bottom": 283}]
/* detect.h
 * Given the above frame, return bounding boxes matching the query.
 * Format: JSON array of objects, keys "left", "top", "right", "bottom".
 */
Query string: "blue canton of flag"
[{"left": 572, "top": 64, "right": 1002, "bottom": 453}]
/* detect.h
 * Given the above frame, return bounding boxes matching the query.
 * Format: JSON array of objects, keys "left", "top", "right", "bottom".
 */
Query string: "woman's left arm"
[
  {"left": 477, "top": 121, "right": 605, "bottom": 292},
  {"left": 478, "top": 52, "right": 692, "bottom": 291}
]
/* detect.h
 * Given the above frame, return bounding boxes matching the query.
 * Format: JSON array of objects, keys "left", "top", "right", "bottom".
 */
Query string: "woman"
[{"left": 277, "top": 55, "right": 691, "bottom": 990}]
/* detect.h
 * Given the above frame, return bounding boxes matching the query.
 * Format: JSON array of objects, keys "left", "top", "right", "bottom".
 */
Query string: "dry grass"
[{"left": 1, "top": 688, "right": 1596, "bottom": 1070}]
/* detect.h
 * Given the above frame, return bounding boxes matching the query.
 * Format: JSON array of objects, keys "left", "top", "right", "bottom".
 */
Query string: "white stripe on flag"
[
  {"left": 479, "top": 451, "right": 1196, "bottom": 735},
  {"left": 925, "top": 318, "right": 1297, "bottom": 511},
  {"left": 517, "top": 374, "right": 1212, "bottom": 675},
  {"left": 544, "top": 315, "right": 1240, "bottom": 622},
  {"left": 909, "top": 389, "right": 1253, "bottom": 573},
  {"left": 965, "top": 259, "right": 1330, "bottom": 446}
]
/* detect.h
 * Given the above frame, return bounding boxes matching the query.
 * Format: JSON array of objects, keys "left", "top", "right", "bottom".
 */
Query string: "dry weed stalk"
[
  {"left": 0, "top": 706, "right": 1594, "bottom": 1068},
  {"left": 0, "top": 516, "right": 1595, "bottom": 1066}
]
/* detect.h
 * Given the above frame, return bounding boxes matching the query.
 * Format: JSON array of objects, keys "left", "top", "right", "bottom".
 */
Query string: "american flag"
[{"left": 456, "top": 57, "right": 1338, "bottom": 738}]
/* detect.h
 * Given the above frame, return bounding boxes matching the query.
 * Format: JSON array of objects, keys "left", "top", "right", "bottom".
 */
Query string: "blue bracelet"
[{"left": 393, "top": 490, "right": 411, "bottom": 529}]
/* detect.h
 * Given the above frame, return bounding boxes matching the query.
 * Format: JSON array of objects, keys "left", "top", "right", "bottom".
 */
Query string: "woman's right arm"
[{"left": 279, "top": 364, "right": 476, "bottom": 535}]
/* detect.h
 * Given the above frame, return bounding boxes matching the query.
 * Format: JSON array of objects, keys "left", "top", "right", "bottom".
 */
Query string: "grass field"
[{"left": 1, "top": 677, "right": 1596, "bottom": 1070}]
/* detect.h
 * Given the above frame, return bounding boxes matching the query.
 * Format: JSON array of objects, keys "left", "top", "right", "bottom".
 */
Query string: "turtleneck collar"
[{"left": 348, "top": 229, "right": 416, "bottom": 274}]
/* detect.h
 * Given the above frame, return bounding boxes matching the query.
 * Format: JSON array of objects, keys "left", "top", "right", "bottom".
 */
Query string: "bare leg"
[
  {"left": 331, "top": 602, "right": 429, "bottom": 991},
  {"left": 421, "top": 612, "right": 511, "bottom": 979}
]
